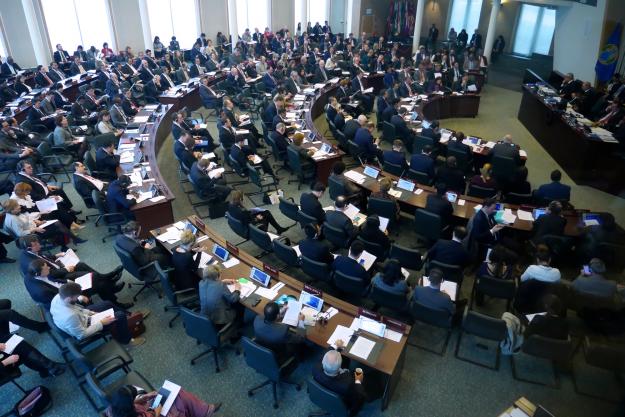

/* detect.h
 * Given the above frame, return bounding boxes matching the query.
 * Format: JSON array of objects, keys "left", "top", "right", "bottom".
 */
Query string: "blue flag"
[{"left": 595, "top": 23, "right": 622, "bottom": 82}]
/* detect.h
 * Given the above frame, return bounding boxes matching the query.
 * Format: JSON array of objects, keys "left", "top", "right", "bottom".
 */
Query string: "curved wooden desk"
[{"left": 419, "top": 94, "right": 481, "bottom": 119}]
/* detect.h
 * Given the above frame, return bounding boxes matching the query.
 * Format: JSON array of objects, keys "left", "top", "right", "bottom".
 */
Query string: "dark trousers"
[
  {"left": 65, "top": 263, "right": 119, "bottom": 303},
  {"left": 0, "top": 299, "right": 47, "bottom": 335},
  {"left": 253, "top": 210, "right": 283, "bottom": 233},
  {"left": 87, "top": 301, "right": 132, "bottom": 344},
  {"left": 0, "top": 232, "right": 13, "bottom": 260}
]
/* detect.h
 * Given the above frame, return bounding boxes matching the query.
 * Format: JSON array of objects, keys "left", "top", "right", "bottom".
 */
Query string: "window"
[
  {"left": 146, "top": 0, "right": 199, "bottom": 49},
  {"left": 448, "top": 0, "right": 482, "bottom": 35},
  {"left": 294, "top": 0, "right": 329, "bottom": 30},
  {"left": 41, "top": 0, "right": 114, "bottom": 52},
  {"left": 235, "top": 0, "right": 270, "bottom": 35},
  {"left": 0, "top": 30, "right": 7, "bottom": 57},
  {"left": 512, "top": 4, "right": 556, "bottom": 56}
]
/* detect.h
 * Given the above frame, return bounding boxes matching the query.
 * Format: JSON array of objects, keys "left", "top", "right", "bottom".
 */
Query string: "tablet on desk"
[
  {"left": 212, "top": 244, "right": 229, "bottom": 261},
  {"left": 446, "top": 192, "right": 458, "bottom": 203},
  {"left": 397, "top": 178, "right": 415, "bottom": 192},
  {"left": 185, "top": 221, "right": 198, "bottom": 235},
  {"left": 495, "top": 203, "right": 505, "bottom": 211},
  {"left": 468, "top": 136, "right": 481, "bottom": 145},
  {"left": 320, "top": 143, "right": 333, "bottom": 153},
  {"left": 363, "top": 165, "right": 380, "bottom": 179},
  {"left": 307, "top": 132, "right": 316, "bottom": 141},
  {"left": 421, "top": 120, "right": 431, "bottom": 129},
  {"left": 533, "top": 208, "right": 546, "bottom": 220},
  {"left": 249, "top": 267, "right": 271, "bottom": 287},
  {"left": 299, "top": 291, "right": 324, "bottom": 312},
  {"left": 582, "top": 213, "right": 601, "bottom": 226}
]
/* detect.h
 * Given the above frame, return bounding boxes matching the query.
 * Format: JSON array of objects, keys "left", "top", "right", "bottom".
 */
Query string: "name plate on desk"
[
  {"left": 193, "top": 217, "right": 205, "bottom": 229},
  {"left": 382, "top": 317, "right": 408, "bottom": 334},
  {"left": 358, "top": 308, "right": 380, "bottom": 321},
  {"left": 303, "top": 284, "right": 322, "bottom": 298},
  {"left": 226, "top": 241, "right": 239, "bottom": 255},
  {"left": 263, "top": 263, "right": 279, "bottom": 278}
]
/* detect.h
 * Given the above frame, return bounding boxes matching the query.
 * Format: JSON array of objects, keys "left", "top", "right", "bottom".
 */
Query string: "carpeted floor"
[{"left": 1, "top": 76, "right": 624, "bottom": 417}]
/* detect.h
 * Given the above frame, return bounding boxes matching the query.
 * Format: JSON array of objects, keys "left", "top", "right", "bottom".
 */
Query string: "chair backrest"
[
  {"left": 249, "top": 224, "right": 273, "bottom": 252},
  {"left": 370, "top": 283, "right": 407, "bottom": 311},
  {"left": 462, "top": 309, "right": 507, "bottom": 342},
  {"left": 92, "top": 189, "right": 110, "bottom": 215},
  {"left": 356, "top": 236, "right": 388, "bottom": 261},
  {"left": 583, "top": 337, "right": 625, "bottom": 372},
  {"left": 246, "top": 163, "right": 263, "bottom": 189},
  {"left": 113, "top": 241, "right": 144, "bottom": 279},
  {"left": 467, "top": 184, "right": 497, "bottom": 199},
  {"left": 241, "top": 337, "right": 281, "bottom": 382},
  {"left": 347, "top": 140, "right": 363, "bottom": 163},
  {"left": 522, "top": 335, "right": 574, "bottom": 361},
  {"left": 83, "top": 151, "right": 98, "bottom": 174},
  {"left": 367, "top": 197, "right": 397, "bottom": 229},
  {"left": 157, "top": 266, "right": 178, "bottom": 305},
  {"left": 491, "top": 155, "right": 516, "bottom": 180},
  {"left": 65, "top": 338, "right": 93, "bottom": 374},
  {"left": 307, "top": 378, "right": 349, "bottom": 417},
  {"left": 539, "top": 234, "right": 572, "bottom": 257},
  {"left": 180, "top": 307, "right": 220, "bottom": 347},
  {"left": 301, "top": 255, "right": 332, "bottom": 283},
  {"left": 278, "top": 197, "right": 299, "bottom": 222},
  {"left": 226, "top": 212, "right": 249, "bottom": 240},
  {"left": 382, "top": 160, "right": 404, "bottom": 177},
  {"left": 410, "top": 300, "right": 453, "bottom": 329},
  {"left": 333, "top": 270, "right": 368, "bottom": 296},
  {"left": 297, "top": 210, "right": 318, "bottom": 228},
  {"left": 427, "top": 260, "right": 463, "bottom": 284},
  {"left": 389, "top": 244, "right": 423, "bottom": 271},
  {"left": 407, "top": 169, "right": 432, "bottom": 185},
  {"left": 287, "top": 146, "right": 303, "bottom": 174},
  {"left": 504, "top": 192, "right": 533, "bottom": 205},
  {"left": 272, "top": 239, "right": 300, "bottom": 267},
  {"left": 414, "top": 209, "right": 442, "bottom": 242},
  {"left": 334, "top": 130, "right": 347, "bottom": 149},
  {"left": 382, "top": 121, "right": 396, "bottom": 143},
  {"left": 328, "top": 175, "right": 346, "bottom": 201},
  {"left": 475, "top": 275, "right": 516, "bottom": 300},
  {"left": 229, "top": 154, "right": 247, "bottom": 177},
  {"left": 322, "top": 222, "right": 351, "bottom": 249},
  {"left": 413, "top": 135, "right": 434, "bottom": 154},
  {"left": 85, "top": 372, "right": 109, "bottom": 405},
  {"left": 37, "top": 141, "right": 52, "bottom": 156},
  {"left": 264, "top": 133, "right": 283, "bottom": 161},
  {"left": 72, "top": 174, "right": 94, "bottom": 208}
]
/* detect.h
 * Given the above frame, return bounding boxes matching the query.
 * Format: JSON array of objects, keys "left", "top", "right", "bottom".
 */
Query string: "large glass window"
[
  {"left": 236, "top": 0, "right": 270, "bottom": 34},
  {"left": 41, "top": 0, "right": 114, "bottom": 52},
  {"left": 0, "top": 29, "right": 7, "bottom": 57},
  {"left": 513, "top": 4, "right": 556, "bottom": 56},
  {"left": 448, "top": 0, "right": 483, "bottom": 34},
  {"left": 146, "top": 0, "right": 199, "bottom": 49},
  {"left": 294, "top": 0, "right": 329, "bottom": 30}
]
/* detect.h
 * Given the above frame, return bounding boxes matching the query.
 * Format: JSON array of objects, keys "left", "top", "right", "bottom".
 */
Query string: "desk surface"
[{"left": 152, "top": 215, "right": 409, "bottom": 377}]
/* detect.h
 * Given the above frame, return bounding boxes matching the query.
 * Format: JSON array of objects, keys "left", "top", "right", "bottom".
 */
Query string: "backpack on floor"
[{"left": 14, "top": 385, "right": 52, "bottom": 417}]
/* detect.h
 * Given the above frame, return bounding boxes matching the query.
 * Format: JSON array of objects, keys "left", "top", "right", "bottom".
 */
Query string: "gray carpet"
[{"left": 1, "top": 77, "right": 624, "bottom": 416}]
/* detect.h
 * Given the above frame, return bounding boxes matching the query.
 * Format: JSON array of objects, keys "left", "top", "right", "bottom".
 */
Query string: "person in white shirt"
[
  {"left": 520, "top": 245, "right": 561, "bottom": 284},
  {"left": 50, "top": 282, "right": 145, "bottom": 346}
]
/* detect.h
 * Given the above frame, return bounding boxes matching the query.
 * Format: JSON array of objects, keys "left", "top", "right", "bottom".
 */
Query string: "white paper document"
[
  {"left": 517, "top": 210, "right": 534, "bottom": 221},
  {"left": 74, "top": 273, "right": 93, "bottom": 290},
  {"left": 344, "top": 170, "right": 366, "bottom": 184},
  {"left": 281, "top": 299, "right": 302, "bottom": 326},
  {"left": 2, "top": 334, "right": 24, "bottom": 354},
  {"left": 160, "top": 380, "right": 182, "bottom": 416},
  {"left": 57, "top": 249, "right": 80, "bottom": 267},
  {"left": 343, "top": 204, "right": 360, "bottom": 219},
  {"left": 90, "top": 308, "right": 115, "bottom": 324},
  {"left": 35, "top": 198, "right": 58, "bottom": 213},
  {"left": 198, "top": 252, "right": 213, "bottom": 268},
  {"left": 327, "top": 325, "right": 354, "bottom": 349},
  {"left": 378, "top": 216, "right": 389, "bottom": 232},
  {"left": 255, "top": 287, "right": 278, "bottom": 300},
  {"left": 383, "top": 328, "right": 403, "bottom": 342},
  {"left": 252, "top": 155, "right": 263, "bottom": 164},
  {"left": 525, "top": 312, "right": 547, "bottom": 322},
  {"left": 349, "top": 336, "right": 375, "bottom": 360},
  {"left": 39, "top": 220, "right": 58, "bottom": 229},
  {"left": 422, "top": 277, "right": 457, "bottom": 301},
  {"left": 357, "top": 250, "right": 377, "bottom": 271},
  {"left": 221, "top": 257, "right": 240, "bottom": 269}
]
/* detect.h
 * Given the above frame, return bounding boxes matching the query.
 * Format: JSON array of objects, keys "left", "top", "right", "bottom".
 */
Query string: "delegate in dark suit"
[
  {"left": 189, "top": 161, "right": 231, "bottom": 201},
  {"left": 531, "top": 213, "right": 566, "bottom": 242},
  {"left": 390, "top": 114, "right": 415, "bottom": 147},
  {"left": 325, "top": 210, "right": 357, "bottom": 239},
  {"left": 72, "top": 173, "right": 104, "bottom": 202},
  {"left": 409, "top": 153, "right": 435, "bottom": 178},
  {"left": 95, "top": 148, "right": 120, "bottom": 181},
  {"left": 253, "top": 315, "right": 304, "bottom": 362},
  {"left": 300, "top": 192, "right": 325, "bottom": 224},
  {"left": 489, "top": 142, "right": 521, "bottom": 166},
  {"left": 427, "top": 239, "right": 470, "bottom": 267},
  {"left": 411, "top": 286, "right": 454, "bottom": 314},
  {"left": 382, "top": 148, "right": 408, "bottom": 171},
  {"left": 23, "top": 274, "right": 61, "bottom": 308},
  {"left": 173, "top": 140, "right": 197, "bottom": 171},
  {"left": 114, "top": 234, "right": 170, "bottom": 268},
  {"left": 106, "top": 179, "right": 135, "bottom": 217},
  {"left": 299, "top": 237, "right": 334, "bottom": 264},
  {"left": 354, "top": 128, "right": 380, "bottom": 162},
  {"left": 312, "top": 354, "right": 366, "bottom": 414},
  {"left": 534, "top": 182, "right": 571, "bottom": 202},
  {"left": 425, "top": 194, "right": 454, "bottom": 226},
  {"left": 342, "top": 119, "right": 360, "bottom": 142},
  {"left": 199, "top": 279, "right": 240, "bottom": 325},
  {"left": 332, "top": 255, "right": 369, "bottom": 283}
]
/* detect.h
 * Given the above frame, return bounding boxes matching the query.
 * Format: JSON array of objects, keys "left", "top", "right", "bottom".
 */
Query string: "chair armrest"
[
  {"left": 93, "top": 356, "right": 129, "bottom": 378},
  {"left": 278, "top": 356, "right": 296, "bottom": 372},
  {"left": 173, "top": 288, "right": 197, "bottom": 297},
  {"left": 137, "top": 260, "right": 160, "bottom": 273},
  {"left": 101, "top": 212, "right": 126, "bottom": 224},
  {"left": 217, "top": 321, "right": 235, "bottom": 337}
]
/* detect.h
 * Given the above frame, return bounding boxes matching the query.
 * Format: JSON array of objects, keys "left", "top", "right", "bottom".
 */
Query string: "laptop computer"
[
  {"left": 299, "top": 291, "right": 324, "bottom": 312},
  {"left": 533, "top": 208, "right": 547, "bottom": 220}
]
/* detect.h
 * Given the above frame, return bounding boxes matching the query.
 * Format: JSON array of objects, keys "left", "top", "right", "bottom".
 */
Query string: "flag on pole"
[{"left": 595, "top": 23, "right": 622, "bottom": 82}]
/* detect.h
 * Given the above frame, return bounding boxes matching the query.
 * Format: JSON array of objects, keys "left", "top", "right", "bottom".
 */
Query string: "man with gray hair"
[
  {"left": 269, "top": 122, "right": 289, "bottom": 159},
  {"left": 572, "top": 258, "right": 622, "bottom": 300},
  {"left": 312, "top": 340, "right": 366, "bottom": 415}
]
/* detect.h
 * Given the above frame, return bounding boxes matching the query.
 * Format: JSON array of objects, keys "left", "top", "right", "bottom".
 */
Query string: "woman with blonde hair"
[
  {"left": 11, "top": 182, "right": 82, "bottom": 231},
  {"left": 171, "top": 229, "right": 202, "bottom": 290},
  {"left": 470, "top": 163, "right": 497, "bottom": 189}
]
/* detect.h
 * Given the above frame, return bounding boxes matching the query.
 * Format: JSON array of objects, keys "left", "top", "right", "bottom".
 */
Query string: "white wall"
[
  {"left": 110, "top": 0, "right": 145, "bottom": 52},
  {"left": 271, "top": 0, "right": 294, "bottom": 33},
  {"left": 553, "top": 0, "right": 607, "bottom": 82},
  {"left": 199, "top": 0, "right": 229, "bottom": 41}
]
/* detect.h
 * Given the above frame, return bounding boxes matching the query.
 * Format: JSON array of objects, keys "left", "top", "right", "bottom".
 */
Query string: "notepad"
[
  {"left": 90, "top": 308, "right": 115, "bottom": 324},
  {"left": 221, "top": 257, "right": 240, "bottom": 269},
  {"left": 160, "top": 380, "right": 182, "bottom": 416},
  {"left": 57, "top": 249, "right": 80, "bottom": 268},
  {"left": 1, "top": 334, "right": 24, "bottom": 354},
  {"left": 74, "top": 273, "right": 93, "bottom": 290},
  {"left": 349, "top": 336, "right": 375, "bottom": 360},
  {"left": 281, "top": 299, "right": 302, "bottom": 326},
  {"left": 517, "top": 210, "right": 534, "bottom": 221},
  {"left": 35, "top": 198, "right": 57, "bottom": 213},
  {"left": 327, "top": 325, "right": 354, "bottom": 348},
  {"left": 255, "top": 286, "right": 279, "bottom": 300},
  {"left": 384, "top": 328, "right": 403, "bottom": 342}
]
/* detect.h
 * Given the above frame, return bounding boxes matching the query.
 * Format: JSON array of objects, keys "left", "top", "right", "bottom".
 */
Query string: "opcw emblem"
[{"left": 598, "top": 44, "right": 619, "bottom": 65}]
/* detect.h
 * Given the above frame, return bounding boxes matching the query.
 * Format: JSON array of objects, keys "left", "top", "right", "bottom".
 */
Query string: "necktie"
[{"left": 61, "top": 52, "right": 66, "bottom": 62}]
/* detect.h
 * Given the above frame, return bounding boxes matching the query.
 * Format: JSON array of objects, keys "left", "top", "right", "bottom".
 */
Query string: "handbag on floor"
[
  {"left": 14, "top": 385, "right": 52, "bottom": 416},
  {"left": 110, "top": 312, "right": 146, "bottom": 340}
]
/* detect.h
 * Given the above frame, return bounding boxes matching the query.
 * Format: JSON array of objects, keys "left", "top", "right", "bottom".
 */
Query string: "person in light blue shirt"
[
  {"left": 411, "top": 268, "right": 454, "bottom": 314},
  {"left": 371, "top": 259, "right": 409, "bottom": 297}
]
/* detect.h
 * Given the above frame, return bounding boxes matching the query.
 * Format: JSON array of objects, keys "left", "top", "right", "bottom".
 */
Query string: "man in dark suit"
[
  {"left": 174, "top": 133, "right": 199, "bottom": 172},
  {"left": 558, "top": 73, "right": 579, "bottom": 100},
  {"left": 354, "top": 122, "right": 383, "bottom": 164},
  {"left": 106, "top": 176, "right": 136, "bottom": 219},
  {"left": 71, "top": 96, "right": 97, "bottom": 126},
  {"left": 299, "top": 223, "right": 334, "bottom": 265},
  {"left": 189, "top": 57, "right": 206, "bottom": 78},
  {"left": 376, "top": 90, "right": 389, "bottom": 118},
  {"left": 409, "top": 145, "right": 435, "bottom": 179},
  {"left": 95, "top": 142, "right": 120, "bottom": 181},
  {"left": 391, "top": 108, "right": 417, "bottom": 151},
  {"left": 343, "top": 115, "right": 364, "bottom": 142},
  {"left": 578, "top": 81, "right": 601, "bottom": 117},
  {"left": 332, "top": 240, "right": 369, "bottom": 283},
  {"left": 270, "top": 123, "right": 289, "bottom": 160},
  {"left": 262, "top": 66, "right": 278, "bottom": 91},
  {"left": 72, "top": 161, "right": 107, "bottom": 202},
  {"left": 189, "top": 159, "right": 231, "bottom": 202},
  {"left": 16, "top": 161, "right": 75, "bottom": 210},
  {"left": 426, "top": 227, "right": 470, "bottom": 267},
  {"left": 411, "top": 268, "right": 454, "bottom": 314},
  {"left": 230, "top": 136, "right": 274, "bottom": 176},
  {"left": 531, "top": 201, "right": 566, "bottom": 243},
  {"left": 138, "top": 60, "right": 155, "bottom": 83},
  {"left": 421, "top": 120, "right": 442, "bottom": 144},
  {"left": 350, "top": 72, "right": 373, "bottom": 112},
  {"left": 115, "top": 221, "right": 172, "bottom": 268},
  {"left": 69, "top": 56, "right": 87, "bottom": 76},
  {"left": 381, "top": 98, "right": 399, "bottom": 123},
  {"left": 425, "top": 183, "right": 454, "bottom": 227},
  {"left": 300, "top": 182, "right": 327, "bottom": 224},
  {"left": 53, "top": 44, "right": 70, "bottom": 65},
  {"left": 34, "top": 65, "right": 53, "bottom": 88},
  {"left": 383, "top": 140, "right": 408, "bottom": 172},
  {"left": 253, "top": 302, "right": 305, "bottom": 363},
  {"left": 47, "top": 62, "right": 66, "bottom": 83},
  {"left": 488, "top": 134, "right": 522, "bottom": 166},
  {"left": 534, "top": 170, "right": 571, "bottom": 202},
  {"left": 325, "top": 196, "right": 358, "bottom": 240},
  {"left": 314, "top": 60, "right": 330, "bottom": 83},
  {"left": 28, "top": 98, "right": 55, "bottom": 130},
  {"left": 436, "top": 156, "right": 465, "bottom": 194},
  {"left": 218, "top": 116, "right": 237, "bottom": 153},
  {"left": 285, "top": 70, "right": 302, "bottom": 96},
  {"left": 0, "top": 56, "right": 21, "bottom": 77},
  {"left": 467, "top": 198, "right": 504, "bottom": 250}
]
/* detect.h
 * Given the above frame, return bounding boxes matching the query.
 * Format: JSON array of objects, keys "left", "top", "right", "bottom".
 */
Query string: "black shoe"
[
  {"left": 36, "top": 322, "right": 50, "bottom": 333},
  {"left": 50, "top": 363, "right": 66, "bottom": 377},
  {"left": 0, "top": 257, "right": 16, "bottom": 263},
  {"left": 73, "top": 237, "right": 88, "bottom": 244},
  {"left": 70, "top": 209, "right": 82, "bottom": 215},
  {"left": 116, "top": 301, "right": 134, "bottom": 309}
]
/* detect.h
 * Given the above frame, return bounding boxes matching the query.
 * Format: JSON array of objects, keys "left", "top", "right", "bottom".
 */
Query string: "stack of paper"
[
  {"left": 160, "top": 381, "right": 182, "bottom": 416},
  {"left": 517, "top": 210, "right": 534, "bottom": 221},
  {"left": 281, "top": 299, "right": 302, "bottom": 326},
  {"left": 327, "top": 325, "right": 354, "bottom": 348},
  {"left": 156, "top": 227, "right": 182, "bottom": 243},
  {"left": 57, "top": 249, "right": 80, "bottom": 267},
  {"left": 35, "top": 198, "right": 57, "bottom": 213},
  {"left": 349, "top": 336, "right": 375, "bottom": 360},
  {"left": 344, "top": 170, "right": 366, "bottom": 184},
  {"left": 133, "top": 115, "right": 149, "bottom": 123},
  {"left": 388, "top": 189, "right": 402, "bottom": 198}
]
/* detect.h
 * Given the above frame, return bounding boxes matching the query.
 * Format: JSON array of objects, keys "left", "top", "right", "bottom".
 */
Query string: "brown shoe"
[{"left": 128, "top": 337, "right": 146, "bottom": 347}]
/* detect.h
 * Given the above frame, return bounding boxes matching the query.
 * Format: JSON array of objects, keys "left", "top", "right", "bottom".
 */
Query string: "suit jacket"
[
  {"left": 69, "top": 62, "right": 87, "bottom": 76},
  {"left": 0, "top": 62, "right": 21, "bottom": 77},
  {"left": 332, "top": 255, "right": 369, "bottom": 283},
  {"left": 189, "top": 162, "right": 220, "bottom": 198},
  {"left": 428, "top": 239, "right": 470, "bottom": 267},
  {"left": 381, "top": 106, "right": 396, "bottom": 123},
  {"left": 95, "top": 148, "right": 120, "bottom": 180},
  {"left": 269, "top": 131, "right": 289, "bottom": 157},
  {"left": 219, "top": 126, "right": 236, "bottom": 150},
  {"left": 53, "top": 50, "right": 70, "bottom": 64},
  {"left": 314, "top": 66, "right": 329, "bottom": 83},
  {"left": 114, "top": 234, "right": 164, "bottom": 268},
  {"left": 382, "top": 149, "right": 407, "bottom": 171},
  {"left": 189, "top": 64, "right": 205, "bottom": 78},
  {"left": 299, "top": 237, "right": 333, "bottom": 264},
  {"left": 470, "top": 209, "right": 497, "bottom": 247},
  {"left": 333, "top": 113, "right": 345, "bottom": 131},
  {"left": 73, "top": 173, "right": 103, "bottom": 201},
  {"left": 23, "top": 274, "right": 61, "bottom": 308},
  {"left": 52, "top": 126, "right": 74, "bottom": 147},
  {"left": 489, "top": 142, "right": 521, "bottom": 165},
  {"left": 411, "top": 286, "right": 454, "bottom": 314},
  {"left": 531, "top": 212, "right": 566, "bottom": 241},
  {"left": 227, "top": 202, "right": 255, "bottom": 227},
  {"left": 229, "top": 144, "right": 253, "bottom": 170},
  {"left": 173, "top": 140, "right": 196, "bottom": 171},
  {"left": 425, "top": 194, "right": 454, "bottom": 225},
  {"left": 34, "top": 72, "right": 53, "bottom": 88},
  {"left": 106, "top": 180, "right": 135, "bottom": 214},
  {"left": 409, "top": 153, "right": 435, "bottom": 178},
  {"left": 14, "top": 173, "right": 48, "bottom": 201},
  {"left": 342, "top": 119, "right": 360, "bottom": 141},
  {"left": 436, "top": 165, "right": 465, "bottom": 193},
  {"left": 253, "top": 316, "right": 304, "bottom": 362},
  {"left": 447, "top": 139, "right": 472, "bottom": 160},
  {"left": 312, "top": 359, "right": 366, "bottom": 412},
  {"left": 47, "top": 68, "right": 66, "bottom": 83},
  {"left": 19, "top": 250, "right": 70, "bottom": 282},
  {"left": 534, "top": 182, "right": 571, "bottom": 202},
  {"left": 27, "top": 107, "right": 48, "bottom": 127},
  {"left": 109, "top": 105, "right": 128, "bottom": 128},
  {"left": 263, "top": 103, "right": 278, "bottom": 124},
  {"left": 326, "top": 210, "right": 357, "bottom": 239},
  {"left": 354, "top": 128, "right": 377, "bottom": 158},
  {"left": 262, "top": 73, "right": 277, "bottom": 91},
  {"left": 105, "top": 80, "right": 122, "bottom": 98},
  {"left": 390, "top": 114, "right": 414, "bottom": 145},
  {"left": 300, "top": 192, "right": 325, "bottom": 223},
  {"left": 285, "top": 78, "right": 300, "bottom": 95},
  {"left": 138, "top": 66, "right": 155, "bottom": 83},
  {"left": 199, "top": 279, "right": 240, "bottom": 325}
]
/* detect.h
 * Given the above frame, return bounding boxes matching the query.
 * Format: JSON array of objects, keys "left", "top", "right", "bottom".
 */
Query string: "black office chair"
[
  {"left": 572, "top": 337, "right": 625, "bottom": 403},
  {"left": 370, "top": 283, "right": 409, "bottom": 320},
  {"left": 322, "top": 222, "right": 352, "bottom": 250},
  {"left": 414, "top": 209, "right": 442, "bottom": 247},
  {"left": 286, "top": 147, "right": 315, "bottom": 190},
  {"left": 467, "top": 184, "right": 497, "bottom": 199},
  {"left": 504, "top": 192, "right": 533, "bottom": 205},
  {"left": 301, "top": 255, "right": 332, "bottom": 284},
  {"left": 225, "top": 212, "right": 250, "bottom": 245},
  {"left": 454, "top": 307, "right": 507, "bottom": 370},
  {"left": 333, "top": 270, "right": 370, "bottom": 303},
  {"left": 408, "top": 300, "right": 453, "bottom": 355},
  {"left": 347, "top": 140, "right": 364, "bottom": 165},
  {"left": 180, "top": 307, "right": 237, "bottom": 373},
  {"left": 356, "top": 235, "right": 388, "bottom": 261},
  {"left": 83, "top": 151, "right": 110, "bottom": 181},
  {"left": 383, "top": 160, "right": 405, "bottom": 177},
  {"left": 241, "top": 337, "right": 301, "bottom": 409},
  {"left": 327, "top": 175, "right": 346, "bottom": 201},
  {"left": 334, "top": 130, "right": 349, "bottom": 152},
  {"left": 491, "top": 155, "right": 516, "bottom": 186},
  {"left": 272, "top": 239, "right": 301, "bottom": 270},
  {"left": 427, "top": 260, "right": 464, "bottom": 285},
  {"left": 470, "top": 275, "right": 516, "bottom": 312},
  {"left": 186, "top": 174, "right": 228, "bottom": 219},
  {"left": 278, "top": 196, "right": 299, "bottom": 227},
  {"left": 113, "top": 241, "right": 164, "bottom": 301},
  {"left": 447, "top": 147, "right": 472, "bottom": 174},
  {"left": 85, "top": 369, "right": 154, "bottom": 411},
  {"left": 389, "top": 244, "right": 423, "bottom": 271},
  {"left": 367, "top": 197, "right": 398, "bottom": 231},
  {"left": 158, "top": 267, "right": 199, "bottom": 327},
  {"left": 510, "top": 335, "right": 575, "bottom": 388},
  {"left": 264, "top": 132, "right": 289, "bottom": 174},
  {"left": 249, "top": 224, "right": 274, "bottom": 258},
  {"left": 307, "top": 377, "right": 350, "bottom": 417},
  {"left": 246, "top": 162, "right": 278, "bottom": 206},
  {"left": 37, "top": 141, "right": 74, "bottom": 183},
  {"left": 91, "top": 190, "right": 126, "bottom": 242},
  {"left": 413, "top": 135, "right": 434, "bottom": 154},
  {"left": 406, "top": 168, "right": 432, "bottom": 185},
  {"left": 297, "top": 210, "right": 319, "bottom": 228},
  {"left": 382, "top": 121, "right": 396, "bottom": 143},
  {"left": 228, "top": 154, "right": 249, "bottom": 179}
]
